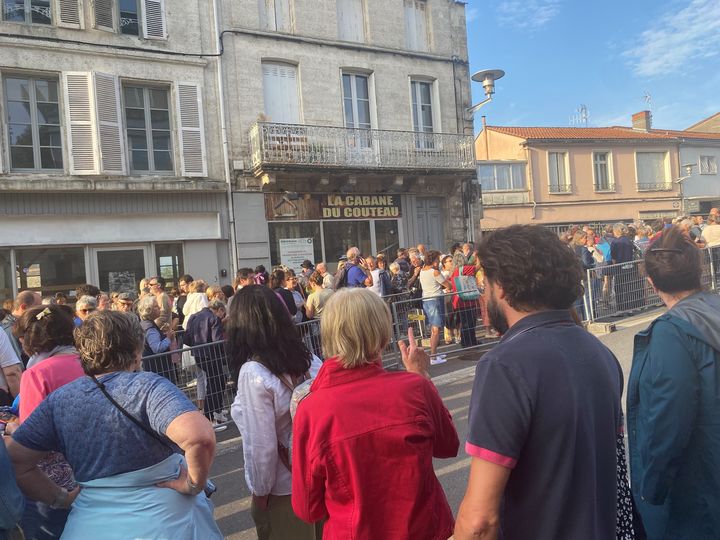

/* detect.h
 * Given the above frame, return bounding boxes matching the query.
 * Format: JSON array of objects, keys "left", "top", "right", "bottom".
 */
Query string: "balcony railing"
[
  {"left": 549, "top": 184, "right": 572, "bottom": 194},
  {"left": 249, "top": 122, "right": 476, "bottom": 172},
  {"left": 594, "top": 183, "right": 616, "bottom": 193},
  {"left": 637, "top": 182, "right": 673, "bottom": 191}
]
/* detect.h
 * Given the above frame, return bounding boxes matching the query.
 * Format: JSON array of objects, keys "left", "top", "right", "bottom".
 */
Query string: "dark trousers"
[
  {"left": 614, "top": 265, "right": 642, "bottom": 312},
  {"left": 21, "top": 498, "right": 70, "bottom": 540},
  {"left": 459, "top": 306, "right": 478, "bottom": 348},
  {"left": 196, "top": 356, "right": 227, "bottom": 418}
]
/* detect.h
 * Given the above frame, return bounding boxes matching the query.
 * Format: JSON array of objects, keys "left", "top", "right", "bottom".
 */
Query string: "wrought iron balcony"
[
  {"left": 637, "top": 182, "right": 674, "bottom": 191},
  {"left": 594, "top": 183, "right": 616, "bottom": 193},
  {"left": 549, "top": 184, "right": 572, "bottom": 194},
  {"left": 249, "top": 122, "right": 476, "bottom": 173}
]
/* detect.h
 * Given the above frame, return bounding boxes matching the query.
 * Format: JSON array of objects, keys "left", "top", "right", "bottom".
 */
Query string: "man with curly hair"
[{"left": 455, "top": 225, "right": 624, "bottom": 540}]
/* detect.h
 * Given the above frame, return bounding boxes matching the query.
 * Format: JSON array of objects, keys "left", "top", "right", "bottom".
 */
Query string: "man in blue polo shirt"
[
  {"left": 455, "top": 225, "right": 623, "bottom": 540},
  {"left": 341, "top": 247, "right": 373, "bottom": 289}
]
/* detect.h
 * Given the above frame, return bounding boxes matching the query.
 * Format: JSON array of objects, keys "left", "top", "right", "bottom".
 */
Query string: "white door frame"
[{"left": 88, "top": 244, "right": 154, "bottom": 288}]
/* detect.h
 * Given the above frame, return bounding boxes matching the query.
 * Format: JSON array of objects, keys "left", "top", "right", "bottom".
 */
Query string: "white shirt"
[
  {"left": 367, "top": 269, "right": 382, "bottom": 296},
  {"left": 182, "top": 292, "right": 208, "bottom": 321},
  {"left": 231, "top": 355, "right": 323, "bottom": 496},
  {"left": 0, "top": 330, "right": 21, "bottom": 392}
]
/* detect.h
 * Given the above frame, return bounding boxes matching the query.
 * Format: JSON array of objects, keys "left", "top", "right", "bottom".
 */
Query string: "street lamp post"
[
  {"left": 676, "top": 163, "right": 697, "bottom": 215},
  {"left": 465, "top": 69, "right": 505, "bottom": 241}
]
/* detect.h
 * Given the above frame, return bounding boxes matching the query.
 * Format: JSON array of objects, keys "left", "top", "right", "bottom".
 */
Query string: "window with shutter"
[
  {"left": 94, "top": 0, "right": 114, "bottom": 30},
  {"left": 94, "top": 73, "right": 126, "bottom": 175},
  {"left": 258, "top": 0, "right": 292, "bottom": 32},
  {"left": 175, "top": 82, "right": 207, "bottom": 177},
  {"left": 141, "top": 0, "right": 166, "bottom": 39},
  {"left": 404, "top": 0, "right": 428, "bottom": 51},
  {"left": 119, "top": 0, "right": 139, "bottom": 35},
  {"left": 62, "top": 72, "right": 99, "bottom": 174},
  {"left": 337, "top": 0, "right": 364, "bottom": 42},
  {"left": 55, "top": 0, "right": 81, "bottom": 28},
  {"left": 262, "top": 62, "right": 300, "bottom": 124}
]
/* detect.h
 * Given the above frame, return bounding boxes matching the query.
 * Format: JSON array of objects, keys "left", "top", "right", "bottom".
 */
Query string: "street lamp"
[
  {"left": 465, "top": 68, "right": 505, "bottom": 121},
  {"left": 676, "top": 163, "right": 696, "bottom": 215}
]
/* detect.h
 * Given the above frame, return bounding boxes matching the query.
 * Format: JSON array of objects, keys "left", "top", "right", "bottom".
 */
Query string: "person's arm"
[
  {"left": 305, "top": 294, "right": 316, "bottom": 319},
  {"left": 407, "top": 266, "right": 421, "bottom": 287},
  {"left": 291, "top": 400, "right": 328, "bottom": 523},
  {"left": 3, "top": 363, "right": 22, "bottom": 398},
  {"left": 454, "top": 458, "right": 511, "bottom": 540},
  {"left": 434, "top": 269, "right": 451, "bottom": 291},
  {"left": 210, "top": 314, "right": 224, "bottom": 343},
  {"left": 146, "top": 326, "right": 171, "bottom": 354},
  {"left": 0, "top": 441, "right": 25, "bottom": 531},
  {"left": 636, "top": 321, "right": 699, "bottom": 504},
  {"left": 156, "top": 410, "right": 216, "bottom": 495}
]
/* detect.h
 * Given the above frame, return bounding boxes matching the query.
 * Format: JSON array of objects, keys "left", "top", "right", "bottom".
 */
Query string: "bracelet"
[{"left": 49, "top": 488, "right": 69, "bottom": 509}]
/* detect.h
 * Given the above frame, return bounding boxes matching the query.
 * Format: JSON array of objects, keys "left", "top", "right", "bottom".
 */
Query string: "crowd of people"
[{"left": 0, "top": 222, "right": 718, "bottom": 540}]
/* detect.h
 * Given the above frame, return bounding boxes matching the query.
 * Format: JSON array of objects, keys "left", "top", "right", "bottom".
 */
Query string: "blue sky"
[{"left": 465, "top": 0, "right": 720, "bottom": 133}]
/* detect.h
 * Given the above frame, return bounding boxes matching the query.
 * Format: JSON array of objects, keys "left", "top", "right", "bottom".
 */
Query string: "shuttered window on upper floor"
[
  {"left": 262, "top": 62, "right": 300, "bottom": 124},
  {"left": 404, "top": 0, "right": 428, "bottom": 51},
  {"left": 95, "top": 0, "right": 166, "bottom": 39},
  {"left": 258, "top": 0, "right": 292, "bottom": 33},
  {"left": 337, "top": 0, "right": 364, "bottom": 42}
]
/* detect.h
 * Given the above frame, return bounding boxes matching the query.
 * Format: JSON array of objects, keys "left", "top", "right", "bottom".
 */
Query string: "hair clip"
[{"left": 36, "top": 307, "right": 52, "bottom": 321}]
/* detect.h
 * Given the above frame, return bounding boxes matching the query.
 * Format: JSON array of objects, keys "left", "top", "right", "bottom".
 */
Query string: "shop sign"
[
  {"left": 279, "top": 238, "right": 315, "bottom": 272},
  {"left": 320, "top": 195, "right": 401, "bottom": 219}
]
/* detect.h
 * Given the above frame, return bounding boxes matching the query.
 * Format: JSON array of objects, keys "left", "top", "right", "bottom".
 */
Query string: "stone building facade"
[
  {"left": 0, "top": 0, "right": 231, "bottom": 302},
  {"left": 220, "top": 0, "right": 479, "bottom": 271}
]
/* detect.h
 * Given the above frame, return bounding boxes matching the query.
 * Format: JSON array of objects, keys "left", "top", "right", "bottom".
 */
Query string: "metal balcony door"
[{"left": 416, "top": 198, "right": 444, "bottom": 250}]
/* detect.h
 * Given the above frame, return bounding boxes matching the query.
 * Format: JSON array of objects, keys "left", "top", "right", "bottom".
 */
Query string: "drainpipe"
[
  {"left": 524, "top": 143, "right": 538, "bottom": 220},
  {"left": 212, "top": 0, "right": 239, "bottom": 278}
]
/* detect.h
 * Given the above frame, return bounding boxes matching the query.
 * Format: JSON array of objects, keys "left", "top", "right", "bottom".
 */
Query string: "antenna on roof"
[
  {"left": 643, "top": 91, "right": 653, "bottom": 110},
  {"left": 569, "top": 104, "right": 589, "bottom": 127}
]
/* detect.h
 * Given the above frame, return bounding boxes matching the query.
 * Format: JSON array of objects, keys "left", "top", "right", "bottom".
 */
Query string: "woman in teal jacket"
[{"left": 627, "top": 227, "right": 720, "bottom": 539}]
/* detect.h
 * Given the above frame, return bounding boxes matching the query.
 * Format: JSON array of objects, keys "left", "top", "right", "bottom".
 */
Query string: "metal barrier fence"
[{"left": 583, "top": 244, "right": 719, "bottom": 322}]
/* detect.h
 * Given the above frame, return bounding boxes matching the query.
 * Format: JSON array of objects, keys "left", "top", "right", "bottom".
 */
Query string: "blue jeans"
[
  {"left": 21, "top": 498, "right": 69, "bottom": 540},
  {"left": 423, "top": 298, "right": 445, "bottom": 329}
]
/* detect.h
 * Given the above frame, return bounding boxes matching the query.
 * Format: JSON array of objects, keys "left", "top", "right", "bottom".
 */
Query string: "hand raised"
[{"left": 398, "top": 328, "right": 430, "bottom": 379}]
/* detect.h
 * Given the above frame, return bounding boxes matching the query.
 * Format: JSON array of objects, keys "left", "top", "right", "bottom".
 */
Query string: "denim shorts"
[{"left": 423, "top": 297, "right": 445, "bottom": 328}]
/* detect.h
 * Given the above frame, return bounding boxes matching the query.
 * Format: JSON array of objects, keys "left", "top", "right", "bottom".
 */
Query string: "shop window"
[
  {"left": 0, "top": 250, "right": 12, "bottom": 305},
  {"left": 269, "top": 222, "right": 322, "bottom": 268},
  {"left": 323, "top": 221, "right": 371, "bottom": 264},
  {"left": 375, "top": 220, "right": 400, "bottom": 257},
  {"left": 15, "top": 247, "right": 86, "bottom": 299},
  {"left": 156, "top": 243, "right": 184, "bottom": 289}
]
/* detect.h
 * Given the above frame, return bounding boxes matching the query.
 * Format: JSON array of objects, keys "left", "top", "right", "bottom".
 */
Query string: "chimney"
[{"left": 632, "top": 110, "right": 652, "bottom": 131}]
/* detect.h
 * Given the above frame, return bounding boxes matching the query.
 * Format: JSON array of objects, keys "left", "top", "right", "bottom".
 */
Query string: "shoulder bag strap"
[{"left": 89, "top": 375, "right": 173, "bottom": 451}]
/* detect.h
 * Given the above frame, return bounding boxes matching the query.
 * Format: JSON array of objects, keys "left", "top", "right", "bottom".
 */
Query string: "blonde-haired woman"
[{"left": 291, "top": 288, "right": 459, "bottom": 539}]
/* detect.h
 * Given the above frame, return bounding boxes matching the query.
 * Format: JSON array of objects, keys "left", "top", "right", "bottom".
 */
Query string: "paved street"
[{"left": 209, "top": 310, "right": 663, "bottom": 539}]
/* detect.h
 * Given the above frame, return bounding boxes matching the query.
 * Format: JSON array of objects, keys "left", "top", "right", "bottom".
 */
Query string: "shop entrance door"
[
  {"left": 416, "top": 198, "right": 444, "bottom": 250},
  {"left": 91, "top": 246, "right": 150, "bottom": 294}
]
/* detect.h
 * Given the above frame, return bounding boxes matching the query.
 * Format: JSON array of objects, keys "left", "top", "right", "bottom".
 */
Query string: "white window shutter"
[
  {"left": 93, "top": 73, "right": 127, "bottom": 175},
  {"left": 142, "top": 0, "right": 167, "bottom": 39},
  {"left": 337, "top": 0, "right": 364, "bottom": 42},
  {"left": 176, "top": 83, "right": 207, "bottom": 177},
  {"left": 274, "top": 0, "right": 291, "bottom": 32},
  {"left": 62, "top": 72, "right": 99, "bottom": 175},
  {"left": 55, "top": 0, "right": 82, "bottom": 28},
  {"left": 262, "top": 63, "right": 299, "bottom": 124},
  {"left": 94, "top": 0, "right": 114, "bottom": 31}
]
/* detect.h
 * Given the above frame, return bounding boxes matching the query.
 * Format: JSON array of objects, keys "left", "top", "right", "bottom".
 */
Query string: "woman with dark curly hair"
[{"left": 5, "top": 304, "right": 83, "bottom": 539}]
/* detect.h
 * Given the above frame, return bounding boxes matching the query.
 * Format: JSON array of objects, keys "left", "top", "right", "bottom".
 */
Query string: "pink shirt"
[{"left": 19, "top": 353, "right": 84, "bottom": 423}]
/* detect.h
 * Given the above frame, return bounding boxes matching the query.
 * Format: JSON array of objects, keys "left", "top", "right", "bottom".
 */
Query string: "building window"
[
  {"left": 404, "top": 0, "right": 428, "bottom": 51},
  {"left": 5, "top": 76, "right": 63, "bottom": 171},
  {"left": 411, "top": 80, "right": 434, "bottom": 149},
  {"left": 2, "top": 0, "right": 51, "bottom": 24},
  {"left": 259, "top": 0, "right": 292, "bottom": 32},
  {"left": 337, "top": 0, "right": 364, "bottom": 42},
  {"left": 15, "top": 247, "right": 86, "bottom": 298},
  {"left": 0, "top": 250, "right": 12, "bottom": 305},
  {"left": 699, "top": 155, "right": 718, "bottom": 175},
  {"left": 119, "top": 0, "right": 139, "bottom": 35},
  {"left": 593, "top": 152, "right": 613, "bottom": 191},
  {"left": 262, "top": 62, "right": 300, "bottom": 124},
  {"left": 155, "top": 243, "right": 184, "bottom": 288},
  {"left": 636, "top": 151, "right": 670, "bottom": 190},
  {"left": 479, "top": 163, "right": 525, "bottom": 191},
  {"left": 342, "top": 73, "right": 371, "bottom": 147},
  {"left": 123, "top": 85, "right": 173, "bottom": 173},
  {"left": 548, "top": 151, "right": 570, "bottom": 193}
]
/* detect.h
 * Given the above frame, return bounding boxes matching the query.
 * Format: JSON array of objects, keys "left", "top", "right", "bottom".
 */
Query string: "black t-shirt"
[{"left": 466, "top": 310, "right": 623, "bottom": 540}]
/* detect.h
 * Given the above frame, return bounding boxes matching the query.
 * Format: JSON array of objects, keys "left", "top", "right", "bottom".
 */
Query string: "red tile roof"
[{"left": 484, "top": 125, "right": 720, "bottom": 141}]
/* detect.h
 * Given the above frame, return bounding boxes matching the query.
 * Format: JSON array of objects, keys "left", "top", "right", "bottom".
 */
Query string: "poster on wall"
[{"left": 279, "top": 238, "right": 315, "bottom": 273}]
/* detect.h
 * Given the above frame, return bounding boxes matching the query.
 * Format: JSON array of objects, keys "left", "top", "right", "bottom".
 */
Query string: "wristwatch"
[
  {"left": 186, "top": 477, "right": 203, "bottom": 495},
  {"left": 50, "top": 488, "right": 69, "bottom": 509}
]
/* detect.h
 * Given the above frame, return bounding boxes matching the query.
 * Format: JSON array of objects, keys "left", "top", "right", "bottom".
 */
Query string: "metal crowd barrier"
[{"left": 583, "top": 244, "right": 720, "bottom": 322}]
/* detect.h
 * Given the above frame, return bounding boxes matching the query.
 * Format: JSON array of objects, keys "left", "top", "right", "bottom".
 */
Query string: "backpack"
[
  {"left": 453, "top": 266, "right": 481, "bottom": 301},
  {"left": 332, "top": 264, "right": 349, "bottom": 290}
]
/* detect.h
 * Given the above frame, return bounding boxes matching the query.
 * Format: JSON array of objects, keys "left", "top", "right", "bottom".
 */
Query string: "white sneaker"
[
  {"left": 430, "top": 354, "right": 447, "bottom": 365},
  {"left": 213, "top": 422, "right": 227, "bottom": 433},
  {"left": 213, "top": 411, "right": 229, "bottom": 423}
]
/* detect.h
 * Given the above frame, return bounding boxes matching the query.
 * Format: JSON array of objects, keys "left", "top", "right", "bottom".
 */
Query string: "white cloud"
[
  {"left": 624, "top": 0, "right": 720, "bottom": 78},
  {"left": 496, "top": 0, "right": 560, "bottom": 30}
]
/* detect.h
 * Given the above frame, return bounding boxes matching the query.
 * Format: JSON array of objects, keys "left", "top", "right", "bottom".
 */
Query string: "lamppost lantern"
[
  {"left": 466, "top": 68, "right": 505, "bottom": 120},
  {"left": 676, "top": 163, "right": 697, "bottom": 215},
  {"left": 682, "top": 163, "right": 696, "bottom": 178}
]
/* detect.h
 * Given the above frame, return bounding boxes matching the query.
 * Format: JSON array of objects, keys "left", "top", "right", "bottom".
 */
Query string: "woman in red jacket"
[{"left": 291, "top": 288, "right": 459, "bottom": 540}]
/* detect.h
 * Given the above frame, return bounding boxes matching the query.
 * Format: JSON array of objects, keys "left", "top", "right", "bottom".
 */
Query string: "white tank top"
[{"left": 419, "top": 268, "right": 445, "bottom": 298}]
